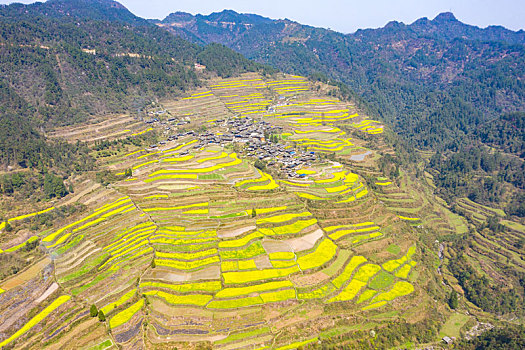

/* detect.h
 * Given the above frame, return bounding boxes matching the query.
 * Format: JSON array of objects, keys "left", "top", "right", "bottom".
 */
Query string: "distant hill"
[
  {"left": 158, "top": 10, "right": 525, "bottom": 150},
  {"left": 0, "top": 0, "right": 148, "bottom": 25},
  {"left": 405, "top": 12, "right": 525, "bottom": 44}
]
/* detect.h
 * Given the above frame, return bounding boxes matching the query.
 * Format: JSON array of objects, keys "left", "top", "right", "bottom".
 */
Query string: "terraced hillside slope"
[
  {"left": 0, "top": 0, "right": 272, "bottom": 178},
  {"left": 0, "top": 72, "right": 459, "bottom": 349},
  {"left": 3, "top": 71, "right": 521, "bottom": 349},
  {"left": 0, "top": 1, "right": 523, "bottom": 349},
  {"left": 158, "top": 9, "right": 525, "bottom": 226}
]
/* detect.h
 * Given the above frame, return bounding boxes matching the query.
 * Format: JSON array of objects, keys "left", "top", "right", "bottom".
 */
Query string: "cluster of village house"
[{"left": 143, "top": 114, "right": 317, "bottom": 178}]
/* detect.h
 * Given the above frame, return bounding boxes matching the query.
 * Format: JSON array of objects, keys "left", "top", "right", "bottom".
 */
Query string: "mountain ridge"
[
  {"left": 160, "top": 9, "right": 525, "bottom": 44},
  {"left": 0, "top": 0, "right": 148, "bottom": 25}
]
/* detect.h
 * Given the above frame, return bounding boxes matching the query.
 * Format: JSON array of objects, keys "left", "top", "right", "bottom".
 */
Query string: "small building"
[
  {"left": 194, "top": 63, "right": 206, "bottom": 71},
  {"left": 442, "top": 336, "right": 453, "bottom": 344}
]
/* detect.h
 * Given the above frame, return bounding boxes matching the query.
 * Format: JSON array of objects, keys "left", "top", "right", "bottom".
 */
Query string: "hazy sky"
[{"left": 1, "top": 0, "right": 524, "bottom": 33}]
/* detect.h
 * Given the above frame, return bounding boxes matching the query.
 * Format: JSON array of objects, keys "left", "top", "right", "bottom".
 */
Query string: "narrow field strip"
[
  {"left": 215, "top": 281, "right": 294, "bottom": 298},
  {"left": 155, "top": 255, "right": 220, "bottom": 270},
  {"left": 256, "top": 211, "right": 312, "bottom": 225},
  {"left": 144, "top": 290, "right": 212, "bottom": 306},
  {"left": 100, "top": 289, "right": 137, "bottom": 314},
  {"left": 223, "top": 266, "right": 300, "bottom": 284},
  {"left": 0, "top": 295, "right": 71, "bottom": 348},
  {"left": 140, "top": 281, "right": 222, "bottom": 293},
  {"left": 297, "top": 239, "right": 337, "bottom": 270},
  {"left": 109, "top": 299, "right": 144, "bottom": 328}
]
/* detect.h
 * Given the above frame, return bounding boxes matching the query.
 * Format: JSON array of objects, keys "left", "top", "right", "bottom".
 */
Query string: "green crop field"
[
  {"left": 369, "top": 271, "right": 395, "bottom": 290},
  {"left": 440, "top": 313, "right": 471, "bottom": 339}
]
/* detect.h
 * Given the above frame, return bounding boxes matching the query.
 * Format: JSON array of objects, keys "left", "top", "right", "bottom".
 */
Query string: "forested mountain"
[
  {"left": 0, "top": 0, "right": 267, "bottom": 169},
  {"left": 358, "top": 12, "right": 525, "bottom": 45}
]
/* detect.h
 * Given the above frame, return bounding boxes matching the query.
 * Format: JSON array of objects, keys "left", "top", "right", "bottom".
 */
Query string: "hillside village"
[{"left": 0, "top": 0, "right": 523, "bottom": 349}]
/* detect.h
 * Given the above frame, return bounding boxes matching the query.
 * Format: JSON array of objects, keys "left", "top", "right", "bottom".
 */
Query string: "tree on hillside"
[
  {"left": 254, "top": 160, "right": 266, "bottom": 171},
  {"left": 448, "top": 290, "right": 458, "bottom": 309},
  {"left": 98, "top": 310, "right": 106, "bottom": 322},
  {"left": 43, "top": 173, "right": 68, "bottom": 199},
  {"left": 23, "top": 238, "right": 39, "bottom": 252},
  {"left": 90, "top": 304, "right": 98, "bottom": 317}
]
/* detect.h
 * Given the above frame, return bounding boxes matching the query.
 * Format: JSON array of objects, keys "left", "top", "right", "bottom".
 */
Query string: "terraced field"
[
  {"left": 47, "top": 114, "right": 153, "bottom": 144},
  {"left": 0, "top": 73, "right": 439, "bottom": 349},
  {"left": 440, "top": 197, "right": 525, "bottom": 291}
]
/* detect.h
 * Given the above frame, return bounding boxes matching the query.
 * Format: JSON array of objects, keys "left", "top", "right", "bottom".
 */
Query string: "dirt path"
[{"left": 35, "top": 282, "right": 59, "bottom": 304}]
